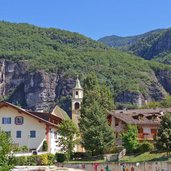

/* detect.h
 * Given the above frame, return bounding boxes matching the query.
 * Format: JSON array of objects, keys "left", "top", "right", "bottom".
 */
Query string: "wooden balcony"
[{"left": 138, "top": 133, "right": 155, "bottom": 141}]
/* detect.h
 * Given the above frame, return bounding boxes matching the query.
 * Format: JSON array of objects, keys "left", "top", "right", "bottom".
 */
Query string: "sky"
[{"left": 0, "top": 0, "right": 171, "bottom": 40}]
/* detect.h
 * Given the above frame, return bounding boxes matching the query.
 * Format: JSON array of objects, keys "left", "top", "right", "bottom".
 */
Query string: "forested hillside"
[
  {"left": 98, "top": 29, "right": 164, "bottom": 49},
  {"left": 1, "top": 21, "right": 171, "bottom": 111},
  {"left": 99, "top": 28, "right": 171, "bottom": 64},
  {"left": 129, "top": 28, "right": 171, "bottom": 63}
]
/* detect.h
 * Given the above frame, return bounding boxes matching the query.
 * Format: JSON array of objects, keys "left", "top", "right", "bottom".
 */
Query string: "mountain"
[
  {"left": 128, "top": 28, "right": 171, "bottom": 62},
  {"left": 98, "top": 28, "right": 171, "bottom": 64},
  {"left": 98, "top": 29, "right": 164, "bottom": 49},
  {"left": 1, "top": 21, "right": 171, "bottom": 112}
]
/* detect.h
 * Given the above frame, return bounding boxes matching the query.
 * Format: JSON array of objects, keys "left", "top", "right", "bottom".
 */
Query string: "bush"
[
  {"left": 55, "top": 153, "right": 66, "bottom": 163},
  {"left": 14, "top": 154, "right": 55, "bottom": 166},
  {"left": 138, "top": 141, "right": 154, "bottom": 153},
  {"left": 47, "top": 153, "right": 55, "bottom": 165},
  {"left": 71, "top": 152, "right": 90, "bottom": 160},
  {"left": 113, "top": 146, "right": 124, "bottom": 153},
  {"left": 13, "top": 156, "right": 27, "bottom": 165},
  {"left": 0, "top": 165, "right": 13, "bottom": 171},
  {"left": 42, "top": 141, "right": 48, "bottom": 151},
  {"left": 21, "top": 145, "right": 29, "bottom": 152},
  {"left": 28, "top": 155, "right": 37, "bottom": 165},
  {"left": 38, "top": 154, "right": 48, "bottom": 165},
  {"left": 12, "top": 145, "right": 28, "bottom": 153}
]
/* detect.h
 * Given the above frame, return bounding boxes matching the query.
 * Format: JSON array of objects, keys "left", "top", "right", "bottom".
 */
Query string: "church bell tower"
[{"left": 72, "top": 77, "right": 83, "bottom": 125}]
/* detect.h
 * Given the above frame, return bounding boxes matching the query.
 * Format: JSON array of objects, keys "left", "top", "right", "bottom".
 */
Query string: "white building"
[
  {"left": 0, "top": 101, "right": 69, "bottom": 154},
  {"left": 71, "top": 77, "right": 84, "bottom": 152}
]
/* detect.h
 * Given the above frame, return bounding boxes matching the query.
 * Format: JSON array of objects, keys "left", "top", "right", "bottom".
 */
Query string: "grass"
[
  {"left": 120, "top": 152, "right": 171, "bottom": 163},
  {"left": 66, "top": 152, "right": 171, "bottom": 164}
]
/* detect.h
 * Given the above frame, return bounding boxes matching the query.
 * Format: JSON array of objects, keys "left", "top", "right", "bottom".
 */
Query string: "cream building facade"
[{"left": 0, "top": 101, "right": 65, "bottom": 154}]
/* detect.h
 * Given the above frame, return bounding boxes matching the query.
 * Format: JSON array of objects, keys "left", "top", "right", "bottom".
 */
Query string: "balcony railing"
[{"left": 138, "top": 133, "right": 155, "bottom": 140}]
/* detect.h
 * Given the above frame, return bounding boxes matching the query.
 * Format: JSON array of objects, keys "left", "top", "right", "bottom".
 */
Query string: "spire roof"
[{"left": 74, "top": 76, "right": 83, "bottom": 89}]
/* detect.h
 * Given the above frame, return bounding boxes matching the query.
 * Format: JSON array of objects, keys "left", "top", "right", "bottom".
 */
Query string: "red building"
[{"left": 108, "top": 108, "right": 171, "bottom": 144}]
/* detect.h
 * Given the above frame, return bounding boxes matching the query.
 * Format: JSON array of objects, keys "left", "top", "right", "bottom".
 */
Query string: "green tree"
[
  {"left": 159, "top": 96, "right": 171, "bottom": 108},
  {"left": 122, "top": 125, "right": 139, "bottom": 153},
  {"left": 58, "top": 120, "right": 79, "bottom": 160},
  {"left": 42, "top": 140, "right": 48, "bottom": 151},
  {"left": 156, "top": 113, "right": 171, "bottom": 155},
  {"left": 79, "top": 73, "right": 115, "bottom": 156},
  {"left": 0, "top": 130, "right": 14, "bottom": 170}
]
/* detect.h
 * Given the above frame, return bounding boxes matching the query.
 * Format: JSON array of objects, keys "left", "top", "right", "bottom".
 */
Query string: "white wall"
[
  {"left": 0, "top": 106, "right": 46, "bottom": 150},
  {"left": 50, "top": 127, "right": 62, "bottom": 154}
]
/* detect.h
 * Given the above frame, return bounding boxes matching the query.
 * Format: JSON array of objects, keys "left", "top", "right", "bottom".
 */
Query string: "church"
[{"left": 71, "top": 78, "right": 169, "bottom": 145}]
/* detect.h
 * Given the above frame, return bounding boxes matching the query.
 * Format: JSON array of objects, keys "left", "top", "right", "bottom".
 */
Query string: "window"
[
  {"left": 15, "top": 116, "right": 24, "bottom": 125},
  {"left": 76, "top": 91, "right": 79, "bottom": 95},
  {"left": 16, "top": 131, "right": 21, "bottom": 138},
  {"left": 115, "top": 118, "right": 119, "bottom": 126},
  {"left": 2, "top": 117, "right": 11, "bottom": 124},
  {"left": 5, "top": 131, "right": 11, "bottom": 137},
  {"left": 138, "top": 127, "right": 143, "bottom": 134},
  {"left": 151, "top": 129, "right": 157, "bottom": 134},
  {"left": 54, "top": 132, "right": 58, "bottom": 139},
  {"left": 74, "top": 102, "right": 80, "bottom": 110},
  {"left": 30, "top": 131, "right": 36, "bottom": 138}
]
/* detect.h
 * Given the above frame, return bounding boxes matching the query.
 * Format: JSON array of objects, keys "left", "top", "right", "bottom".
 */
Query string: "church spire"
[
  {"left": 74, "top": 76, "right": 82, "bottom": 89},
  {"left": 72, "top": 76, "right": 83, "bottom": 126}
]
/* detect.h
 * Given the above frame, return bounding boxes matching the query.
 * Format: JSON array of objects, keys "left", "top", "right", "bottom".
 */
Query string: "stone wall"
[{"left": 65, "top": 162, "right": 170, "bottom": 171}]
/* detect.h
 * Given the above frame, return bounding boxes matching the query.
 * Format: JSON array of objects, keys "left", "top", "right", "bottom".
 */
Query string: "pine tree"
[
  {"left": 156, "top": 113, "right": 171, "bottom": 155},
  {"left": 79, "top": 73, "right": 115, "bottom": 155}
]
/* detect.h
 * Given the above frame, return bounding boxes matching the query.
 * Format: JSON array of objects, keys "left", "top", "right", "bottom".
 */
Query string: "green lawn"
[
  {"left": 66, "top": 152, "right": 171, "bottom": 163},
  {"left": 120, "top": 152, "right": 171, "bottom": 163}
]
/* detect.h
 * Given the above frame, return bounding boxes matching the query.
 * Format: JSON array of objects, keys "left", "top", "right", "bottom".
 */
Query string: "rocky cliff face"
[
  {"left": 116, "top": 71, "right": 169, "bottom": 107},
  {"left": 0, "top": 59, "right": 75, "bottom": 112},
  {"left": 1, "top": 59, "right": 171, "bottom": 111}
]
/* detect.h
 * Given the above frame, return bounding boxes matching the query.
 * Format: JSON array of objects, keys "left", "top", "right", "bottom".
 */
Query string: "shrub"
[
  {"left": 13, "top": 156, "right": 27, "bottom": 165},
  {"left": 13, "top": 154, "right": 55, "bottom": 166},
  {"left": 113, "top": 146, "right": 124, "bottom": 153},
  {"left": 42, "top": 141, "right": 48, "bottom": 151},
  {"left": 27, "top": 155, "right": 37, "bottom": 165},
  {"left": 0, "top": 165, "right": 13, "bottom": 171},
  {"left": 21, "top": 145, "right": 29, "bottom": 152},
  {"left": 138, "top": 141, "right": 154, "bottom": 153},
  {"left": 71, "top": 152, "right": 90, "bottom": 160},
  {"left": 47, "top": 153, "right": 55, "bottom": 165},
  {"left": 55, "top": 153, "right": 66, "bottom": 163},
  {"left": 38, "top": 154, "right": 48, "bottom": 165}
]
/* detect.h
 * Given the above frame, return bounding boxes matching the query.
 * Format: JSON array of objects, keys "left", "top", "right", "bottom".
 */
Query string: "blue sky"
[{"left": 0, "top": 0, "right": 171, "bottom": 40}]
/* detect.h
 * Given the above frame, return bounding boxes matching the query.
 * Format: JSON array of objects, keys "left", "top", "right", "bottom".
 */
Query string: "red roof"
[
  {"left": 0, "top": 101, "right": 62, "bottom": 127},
  {"left": 108, "top": 108, "right": 171, "bottom": 125}
]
